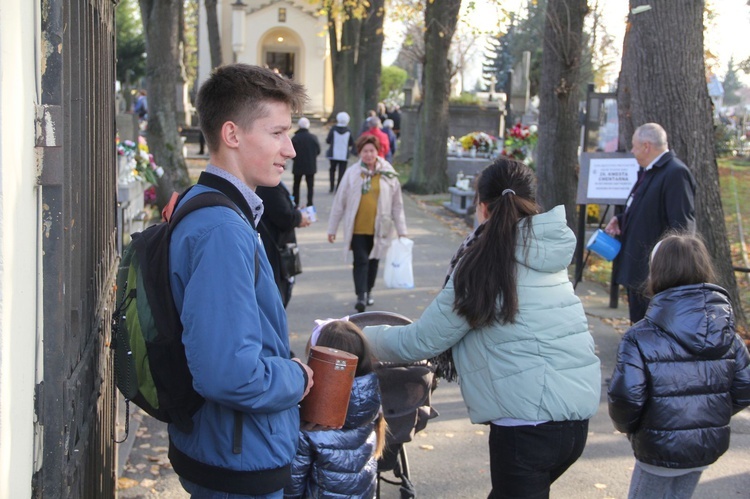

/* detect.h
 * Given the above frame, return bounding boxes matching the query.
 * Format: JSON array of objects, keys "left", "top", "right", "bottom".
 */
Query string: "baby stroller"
[{"left": 349, "top": 312, "right": 438, "bottom": 499}]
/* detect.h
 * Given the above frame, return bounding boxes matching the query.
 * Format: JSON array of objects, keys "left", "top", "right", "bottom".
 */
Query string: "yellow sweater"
[{"left": 353, "top": 174, "right": 380, "bottom": 235}]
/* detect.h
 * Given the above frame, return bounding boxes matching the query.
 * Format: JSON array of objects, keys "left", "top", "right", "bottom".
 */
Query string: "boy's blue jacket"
[{"left": 168, "top": 183, "right": 306, "bottom": 493}]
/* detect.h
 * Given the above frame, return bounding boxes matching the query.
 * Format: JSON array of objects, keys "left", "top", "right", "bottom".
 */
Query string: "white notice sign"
[{"left": 587, "top": 157, "right": 639, "bottom": 201}]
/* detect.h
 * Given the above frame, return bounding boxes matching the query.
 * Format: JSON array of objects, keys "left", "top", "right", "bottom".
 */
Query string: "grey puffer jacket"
[
  {"left": 608, "top": 283, "right": 750, "bottom": 468},
  {"left": 285, "top": 372, "right": 381, "bottom": 498}
]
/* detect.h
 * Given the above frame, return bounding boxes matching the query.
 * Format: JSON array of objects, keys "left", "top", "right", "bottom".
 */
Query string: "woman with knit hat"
[
  {"left": 291, "top": 117, "right": 320, "bottom": 208},
  {"left": 325, "top": 111, "right": 354, "bottom": 193}
]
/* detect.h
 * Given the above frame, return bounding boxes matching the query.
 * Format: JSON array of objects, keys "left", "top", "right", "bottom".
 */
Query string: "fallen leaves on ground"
[
  {"left": 140, "top": 478, "right": 156, "bottom": 488},
  {"left": 117, "top": 477, "right": 139, "bottom": 490},
  {"left": 601, "top": 316, "right": 630, "bottom": 334}
]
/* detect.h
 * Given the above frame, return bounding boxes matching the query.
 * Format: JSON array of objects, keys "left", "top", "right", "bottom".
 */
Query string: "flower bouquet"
[
  {"left": 502, "top": 124, "right": 538, "bottom": 167},
  {"left": 117, "top": 135, "right": 164, "bottom": 186},
  {"left": 459, "top": 131, "right": 498, "bottom": 155}
]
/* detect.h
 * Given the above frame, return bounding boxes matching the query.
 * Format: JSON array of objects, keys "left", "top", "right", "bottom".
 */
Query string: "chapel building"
[{"left": 197, "top": 0, "right": 333, "bottom": 116}]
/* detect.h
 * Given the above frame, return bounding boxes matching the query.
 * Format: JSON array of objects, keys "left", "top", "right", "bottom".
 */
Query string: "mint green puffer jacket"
[{"left": 363, "top": 205, "right": 601, "bottom": 424}]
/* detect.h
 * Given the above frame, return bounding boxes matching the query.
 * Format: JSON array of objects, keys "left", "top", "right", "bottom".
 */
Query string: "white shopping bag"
[{"left": 383, "top": 237, "right": 414, "bottom": 289}]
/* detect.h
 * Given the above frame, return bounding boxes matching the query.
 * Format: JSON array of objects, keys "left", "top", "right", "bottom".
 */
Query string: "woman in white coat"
[{"left": 327, "top": 134, "right": 407, "bottom": 312}]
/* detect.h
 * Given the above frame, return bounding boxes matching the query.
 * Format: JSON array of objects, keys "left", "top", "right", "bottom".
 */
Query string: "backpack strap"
[
  {"left": 196, "top": 172, "right": 257, "bottom": 230},
  {"left": 168, "top": 191, "right": 260, "bottom": 285},
  {"left": 168, "top": 191, "right": 241, "bottom": 228},
  {"left": 167, "top": 189, "right": 259, "bottom": 446}
]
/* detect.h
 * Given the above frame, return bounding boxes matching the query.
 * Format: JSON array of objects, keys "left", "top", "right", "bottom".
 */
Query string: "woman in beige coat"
[{"left": 327, "top": 135, "right": 408, "bottom": 312}]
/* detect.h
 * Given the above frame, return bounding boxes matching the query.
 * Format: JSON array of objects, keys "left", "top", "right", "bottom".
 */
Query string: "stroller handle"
[{"left": 348, "top": 311, "right": 413, "bottom": 328}]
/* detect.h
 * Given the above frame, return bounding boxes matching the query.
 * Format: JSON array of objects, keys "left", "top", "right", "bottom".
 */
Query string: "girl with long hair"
[
  {"left": 362, "top": 157, "right": 601, "bottom": 498},
  {"left": 608, "top": 232, "right": 750, "bottom": 498}
]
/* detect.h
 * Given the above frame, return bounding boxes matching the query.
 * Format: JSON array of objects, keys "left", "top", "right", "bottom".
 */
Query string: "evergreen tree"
[
  {"left": 482, "top": 16, "right": 515, "bottom": 92},
  {"left": 482, "top": 0, "right": 545, "bottom": 97},
  {"left": 723, "top": 58, "right": 744, "bottom": 106},
  {"left": 116, "top": 0, "right": 146, "bottom": 86}
]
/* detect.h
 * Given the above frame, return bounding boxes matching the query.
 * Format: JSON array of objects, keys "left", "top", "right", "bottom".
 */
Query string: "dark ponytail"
[{"left": 452, "top": 158, "right": 538, "bottom": 328}]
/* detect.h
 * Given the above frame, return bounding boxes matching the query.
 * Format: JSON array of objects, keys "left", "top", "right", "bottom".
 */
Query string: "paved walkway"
[{"left": 117, "top": 128, "right": 750, "bottom": 498}]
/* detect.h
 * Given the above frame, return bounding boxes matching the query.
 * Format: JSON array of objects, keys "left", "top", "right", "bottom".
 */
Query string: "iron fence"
[{"left": 34, "top": 0, "right": 119, "bottom": 496}]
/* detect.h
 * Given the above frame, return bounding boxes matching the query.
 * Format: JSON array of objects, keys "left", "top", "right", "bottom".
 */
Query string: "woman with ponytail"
[{"left": 362, "top": 158, "right": 601, "bottom": 498}]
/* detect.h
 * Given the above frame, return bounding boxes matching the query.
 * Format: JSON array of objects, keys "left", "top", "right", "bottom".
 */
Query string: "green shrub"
[
  {"left": 714, "top": 122, "right": 740, "bottom": 158},
  {"left": 380, "top": 66, "right": 408, "bottom": 103},
  {"left": 449, "top": 92, "right": 480, "bottom": 106}
]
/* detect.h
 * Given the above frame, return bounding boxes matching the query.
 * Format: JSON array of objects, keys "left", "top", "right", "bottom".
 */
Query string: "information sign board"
[{"left": 576, "top": 152, "right": 639, "bottom": 205}]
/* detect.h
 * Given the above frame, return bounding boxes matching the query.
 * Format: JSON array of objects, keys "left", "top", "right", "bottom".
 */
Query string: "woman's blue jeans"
[
  {"left": 488, "top": 419, "right": 589, "bottom": 499},
  {"left": 627, "top": 461, "right": 702, "bottom": 499}
]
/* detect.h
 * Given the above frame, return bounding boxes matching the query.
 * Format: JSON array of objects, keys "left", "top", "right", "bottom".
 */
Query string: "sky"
[{"left": 384, "top": 0, "right": 750, "bottom": 89}]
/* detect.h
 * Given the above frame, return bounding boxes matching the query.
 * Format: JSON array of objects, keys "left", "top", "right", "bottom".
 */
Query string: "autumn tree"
[
  {"left": 362, "top": 0, "right": 385, "bottom": 113},
  {"left": 405, "top": 0, "right": 462, "bottom": 194},
  {"left": 617, "top": 0, "right": 746, "bottom": 328},
  {"left": 535, "top": 0, "right": 589, "bottom": 228},
  {"left": 580, "top": 0, "right": 618, "bottom": 92},
  {"left": 324, "top": 0, "right": 386, "bottom": 124},
  {"left": 204, "top": 0, "right": 222, "bottom": 68},
  {"left": 392, "top": 19, "right": 423, "bottom": 80},
  {"left": 139, "top": 0, "right": 191, "bottom": 207}
]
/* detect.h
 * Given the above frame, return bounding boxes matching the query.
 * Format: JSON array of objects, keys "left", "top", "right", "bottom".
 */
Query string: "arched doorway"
[{"left": 260, "top": 28, "right": 303, "bottom": 81}]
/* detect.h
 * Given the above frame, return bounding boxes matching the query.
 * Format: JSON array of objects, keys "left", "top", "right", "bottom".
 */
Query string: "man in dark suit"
[{"left": 605, "top": 122, "right": 696, "bottom": 323}]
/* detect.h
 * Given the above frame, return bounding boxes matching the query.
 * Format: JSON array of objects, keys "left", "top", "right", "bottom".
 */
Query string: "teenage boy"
[{"left": 168, "top": 64, "right": 314, "bottom": 497}]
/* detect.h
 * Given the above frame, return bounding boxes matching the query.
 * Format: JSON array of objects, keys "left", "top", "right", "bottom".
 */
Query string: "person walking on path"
[
  {"left": 358, "top": 110, "right": 376, "bottom": 136},
  {"left": 291, "top": 117, "right": 320, "bottom": 208},
  {"left": 361, "top": 158, "right": 601, "bottom": 499},
  {"left": 168, "top": 64, "right": 315, "bottom": 497},
  {"left": 608, "top": 232, "right": 750, "bottom": 499},
  {"left": 133, "top": 89, "right": 148, "bottom": 121},
  {"left": 359, "top": 116, "right": 390, "bottom": 159},
  {"left": 327, "top": 135, "right": 407, "bottom": 313},
  {"left": 382, "top": 118, "right": 397, "bottom": 164},
  {"left": 325, "top": 111, "right": 354, "bottom": 193},
  {"left": 285, "top": 319, "right": 386, "bottom": 499},
  {"left": 604, "top": 122, "right": 696, "bottom": 324},
  {"left": 256, "top": 182, "right": 311, "bottom": 307},
  {"left": 387, "top": 104, "right": 401, "bottom": 138}
]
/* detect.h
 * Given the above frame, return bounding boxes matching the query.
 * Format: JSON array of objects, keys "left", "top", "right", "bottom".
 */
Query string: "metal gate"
[{"left": 34, "top": 0, "right": 119, "bottom": 496}]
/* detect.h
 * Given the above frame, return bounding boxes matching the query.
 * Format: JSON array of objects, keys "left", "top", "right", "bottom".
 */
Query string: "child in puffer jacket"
[
  {"left": 608, "top": 232, "right": 750, "bottom": 499},
  {"left": 285, "top": 319, "right": 386, "bottom": 499}
]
